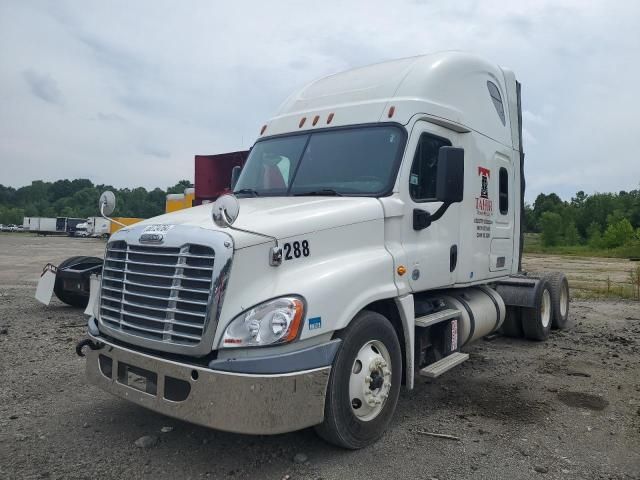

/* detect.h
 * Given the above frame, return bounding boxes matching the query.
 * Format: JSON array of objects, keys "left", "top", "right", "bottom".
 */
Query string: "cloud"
[
  {"left": 22, "top": 69, "right": 62, "bottom": 104},
  {"left": 0, "top": 0, "right": 638, "bottom": 203},
  {"left": 140, "top": 145, "right": 171, "bottom": 159}
]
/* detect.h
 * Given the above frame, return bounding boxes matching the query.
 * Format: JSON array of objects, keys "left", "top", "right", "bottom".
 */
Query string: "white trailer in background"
[
  {"left": 86, "top": 217, "right": 110, "bottom": 237},
  {"left": 23, "top": 217, "right": 57, "bottom": 234}
]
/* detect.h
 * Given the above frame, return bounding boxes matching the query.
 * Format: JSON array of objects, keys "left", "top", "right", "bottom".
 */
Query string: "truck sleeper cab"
[{"left": 80, "top": 52, "right": 570, "bottom": 449}]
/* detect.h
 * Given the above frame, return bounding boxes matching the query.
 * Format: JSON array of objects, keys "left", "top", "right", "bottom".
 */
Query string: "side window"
[
  {"left": 487, "top": 81, "right": 506, "bottom": 125},
  {"left": 499, "top": 167, "right": 508, "bottom": 214},
  {"left": 409, "top": 133, "right": 451, "bottom": 202}
]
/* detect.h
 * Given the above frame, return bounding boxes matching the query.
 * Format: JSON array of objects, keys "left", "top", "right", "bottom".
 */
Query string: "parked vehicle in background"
[
  {"left": 6, "top": 224, "right": 18, "bottom": 232},
  {"left": 74, "top": 222, "right": 90, "bottom": 237},
  {"left": 86, "top": 217, "right": 110, "bottom": 238},
  {"left": 63, "top": 218, "right": 86, "bottom": 236}
]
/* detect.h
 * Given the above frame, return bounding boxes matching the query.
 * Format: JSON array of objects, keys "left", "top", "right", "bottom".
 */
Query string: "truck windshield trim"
[{"left": 234, "top": 123, "right": 407, "bottom": 198}]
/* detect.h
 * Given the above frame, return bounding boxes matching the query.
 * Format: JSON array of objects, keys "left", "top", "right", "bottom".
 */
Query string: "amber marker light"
[
  {"left": 397, "top": 265, "right": 407, "bottom": 276},
  {"left": 299, "top": 117, "right": 306, "bottom": 128},
  {"left": 284, "top": 298, "right": 305, "bottom": 342},
  {"left": 327, "top": 112, "right": 334, "bottom": 124},
  {"left": 388, "top": 106, "right": 396, "bottom": 118},
  {"left": 260, "top": 124, "right": 267, "bottom": 135},
  {"left": 312, "top": 115, "right": 320, "bottom": 126}
]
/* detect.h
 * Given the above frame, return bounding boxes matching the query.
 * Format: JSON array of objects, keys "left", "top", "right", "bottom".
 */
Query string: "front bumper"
[{"left": 85, "top": 335, "right": 331, "bottom": 435}]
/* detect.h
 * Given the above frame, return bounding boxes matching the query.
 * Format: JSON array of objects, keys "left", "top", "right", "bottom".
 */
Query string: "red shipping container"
[{"left": 194, "top": 151, "right": 249, "bottom": 205}]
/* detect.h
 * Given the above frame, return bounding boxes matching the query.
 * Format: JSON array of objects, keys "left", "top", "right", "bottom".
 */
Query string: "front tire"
[{"left": 315, "top": 310, "right": 402, "bottom": 449}]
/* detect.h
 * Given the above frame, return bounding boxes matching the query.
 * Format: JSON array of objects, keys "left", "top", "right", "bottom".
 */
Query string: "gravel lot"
[{"left": 1, "top": 233, "right": 639, "bottom": 480}]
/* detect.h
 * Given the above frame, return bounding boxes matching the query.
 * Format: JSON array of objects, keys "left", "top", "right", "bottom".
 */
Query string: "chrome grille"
[{"left": 100, "top": 241, "right": 215, "bottom": 345}]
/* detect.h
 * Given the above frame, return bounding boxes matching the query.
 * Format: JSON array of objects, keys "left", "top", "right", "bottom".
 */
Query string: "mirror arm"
[
  {"left": 101, "top": 203, "right": 127, "bottom": 228},
  {"left": 429, "top": 202, "right": 451, "bottom": 223},
  {"left": 413, "top": 202, "right": 452, "bottom": 231},
  {"left": 220, "top": 221, "right": 283, "bottom": 267}
]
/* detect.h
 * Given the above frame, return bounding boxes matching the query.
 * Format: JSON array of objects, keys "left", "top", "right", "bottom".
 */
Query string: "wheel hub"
[{"left": 349, "top": 341, "right": 392, "bottom": 421}]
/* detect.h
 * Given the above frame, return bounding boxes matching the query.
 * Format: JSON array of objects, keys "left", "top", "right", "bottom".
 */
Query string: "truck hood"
[{"left": 130, "top": 197, "right": 384, "bottom": 249}]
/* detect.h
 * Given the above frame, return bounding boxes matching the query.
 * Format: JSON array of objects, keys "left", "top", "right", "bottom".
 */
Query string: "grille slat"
[
  {"left": 123, "top": 289, "right": 208, "bottom": 306},
  {"left": 118, "top": 297, "right": 206, "bottom": 317},
  {"left": 99, "top": 241, "right": 215, "bottom": 346},
  {"left": 123, "top": 278, "right": 210, "bottom": 294}
]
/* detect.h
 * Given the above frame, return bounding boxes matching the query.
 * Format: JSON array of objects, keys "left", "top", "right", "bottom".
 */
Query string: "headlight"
[{"left": 221, "top": 296, "right": 305, "bottom": 348}]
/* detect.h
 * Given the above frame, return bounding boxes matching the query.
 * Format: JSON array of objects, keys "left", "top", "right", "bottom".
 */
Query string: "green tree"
[
  {"left": 540, "top": 211, "right": 563, "bottom": 247},
  {"left": 586, "top": 222, "right": 602, "bottom": 248},
  {"left": 563, "top": 221, "right": 580, "bottom": 246},
  {"left": 602, "top": 218, "right": 634, "bottom": 248}
]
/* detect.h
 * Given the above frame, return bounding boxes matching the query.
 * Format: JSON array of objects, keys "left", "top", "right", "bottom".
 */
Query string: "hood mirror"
[
  {"left": 230, "top": 165, "right": 242, "bottom": 190},
  {"left": 99, "top": 191, "right": 116, "bottom": 217},
  {"left": 212, "top": 194, "right": 240, "bottom": 227}
]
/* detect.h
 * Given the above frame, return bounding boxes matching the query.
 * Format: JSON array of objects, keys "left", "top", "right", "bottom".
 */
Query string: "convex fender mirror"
[{"left": 99, "top": 191, "right": 116, "bottom": 216}]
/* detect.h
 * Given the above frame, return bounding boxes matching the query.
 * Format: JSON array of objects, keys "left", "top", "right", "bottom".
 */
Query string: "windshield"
[{"left": 234, "top": 125, "right": 405, "bottom": 196}]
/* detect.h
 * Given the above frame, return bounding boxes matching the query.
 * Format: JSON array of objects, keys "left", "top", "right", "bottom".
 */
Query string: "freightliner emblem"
[{"left": 139, "top": 232, "right": 164, "bottom": 244}]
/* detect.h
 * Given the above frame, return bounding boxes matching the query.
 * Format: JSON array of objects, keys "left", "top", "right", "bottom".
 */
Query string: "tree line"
[
  {"left": 0, "top": 179, "right": 192, "bottom": 225},
  {"left": 1, "top": 180, "right": 639, "bottom": 253},
  {"left": 525, "top": 190, "right": 640, "bottom": 250}
]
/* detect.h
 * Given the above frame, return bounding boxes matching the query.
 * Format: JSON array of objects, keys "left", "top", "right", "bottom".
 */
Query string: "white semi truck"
[
  {"left": 86, "top": 216, "right": 111, "bottom": 237},
  {"left": 76, "top": 52, "right": 570, "bottom": 449}
]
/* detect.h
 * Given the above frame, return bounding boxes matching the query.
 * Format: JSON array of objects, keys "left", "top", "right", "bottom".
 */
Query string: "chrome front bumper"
[{"left": 85, "top": 336, "right": 331, "bottom": 435}]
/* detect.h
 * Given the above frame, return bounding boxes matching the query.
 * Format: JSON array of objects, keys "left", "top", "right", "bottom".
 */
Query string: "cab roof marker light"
[
  {"left": 260, "top": 124, "right": 267, "bottom": 135},
  {"left": 327, "top": 113, "right": 334, "bottom": 124},
  {"left": 388, "top": 106, "right": 396, "bottom": 118},
  {"left": 312, "top": 115, "right": 320, "bottom": 126},
  {"left": 299, "top": 117, "right": 306, "bottom": 128}
]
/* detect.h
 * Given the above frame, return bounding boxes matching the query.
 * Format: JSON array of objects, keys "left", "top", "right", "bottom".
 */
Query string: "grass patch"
[{"left": 523, "top": 233, "right": 640, "bottom": 259}]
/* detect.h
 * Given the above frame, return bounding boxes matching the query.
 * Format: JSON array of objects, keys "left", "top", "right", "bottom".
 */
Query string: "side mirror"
[
  {"left": 435, "top": 147, "right": 464, "bottom": 204},
  {"left": 230, "top": 166, "right": 242, "bottom": 191},
  {"left": 211, "top": 194, "right": 240, "bottom": 228},
  {"left": 413, "top": 147, "right": 464, "bottom": 231},
  {"left": 99, "top": 191, "right": 116, "bottom": 217}
]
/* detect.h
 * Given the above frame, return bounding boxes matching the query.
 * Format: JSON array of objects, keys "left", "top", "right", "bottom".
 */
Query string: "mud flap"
[
  {"left": 84, "top": 274, "right": 101, "bottom": 316},
  {"left": 35, "top": 264, "right": 57, "bottom": 305}
]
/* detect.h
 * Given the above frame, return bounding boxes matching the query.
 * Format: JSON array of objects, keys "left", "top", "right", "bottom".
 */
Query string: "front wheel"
[{"left": 315, "top": 310, "right": 402, "bottom": 449}]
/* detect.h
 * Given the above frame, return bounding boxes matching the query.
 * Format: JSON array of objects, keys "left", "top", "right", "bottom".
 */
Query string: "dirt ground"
[
  {"left": 0, "top": 233, "right": 639, "bottom": 480},
  {"left": 523, "top": 253, "right": 640, "bottom": 299}
]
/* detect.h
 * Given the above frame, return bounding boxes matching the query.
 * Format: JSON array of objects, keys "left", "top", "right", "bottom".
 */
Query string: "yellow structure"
[
  {"left": 165, "top": 193, "right": 186, "bottom": 213},
  {"left": 165, "top": 188, "right": 195, "bottom": 213},
  {"left": 184, "top": 187, "right": 195, "bottom": 209},
  {"left": 109, "top": 217, "right": 144, "bottom": 235}
]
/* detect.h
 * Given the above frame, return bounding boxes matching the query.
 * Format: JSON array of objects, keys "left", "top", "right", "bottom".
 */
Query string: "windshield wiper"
[
  {"left": 294, "top": 189, "right": 343, "bottom": 197},
  {"left": 233, "top": 188, "right": 260, "bottom": 197}
]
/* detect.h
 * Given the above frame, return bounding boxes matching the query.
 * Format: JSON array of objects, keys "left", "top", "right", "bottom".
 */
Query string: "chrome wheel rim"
[
  {"left": 541, "top": 289, "right": 551, "bottom": 328},
  {"left": 349, "top": 340, "right": 392, "bottom": 421}
]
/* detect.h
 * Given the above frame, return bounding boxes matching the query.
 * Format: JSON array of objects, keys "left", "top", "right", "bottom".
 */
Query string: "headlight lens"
[{"left": 221, "top": 296, "right": 305, "bottom": 348}]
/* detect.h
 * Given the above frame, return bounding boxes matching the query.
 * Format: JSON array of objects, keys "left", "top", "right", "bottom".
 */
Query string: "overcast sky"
[{"left": 1, "top": 0, "right": 638, "bottom": 202}]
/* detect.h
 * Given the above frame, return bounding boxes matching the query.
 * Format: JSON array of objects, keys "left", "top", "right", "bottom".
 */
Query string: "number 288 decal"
[{"left": 283, "top": 240, "right": 310, "bottom": 260}]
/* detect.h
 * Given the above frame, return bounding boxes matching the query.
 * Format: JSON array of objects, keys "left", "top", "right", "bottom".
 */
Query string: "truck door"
[
  {"left": 489, "top": 153, "right": 515, "bottom": 272},
  {"left": 400, "top": 121, "right": 461, "bottom": 291}
]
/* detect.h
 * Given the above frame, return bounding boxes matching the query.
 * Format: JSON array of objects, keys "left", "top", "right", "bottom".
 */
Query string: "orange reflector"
[
  {"left": 260, "top": 124, "right": 267, "bottom": 135},
  {"left": 327, "top": 113, "right": 334, "bottom": 124},
  {"left": 284, "top": 299, "right": 305, "bottom": 342},
  {"left": 299, "top": 117, "right": 306, "bottom": 128},
  {"left": 312, "top": 115, "right": 319, "bottom": 126},
  {"left": 388, "top": 106, "right": 395, "bottom": 118},
  {"left": 397, "top": 265, "right": 407, "bottom": 276}
]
